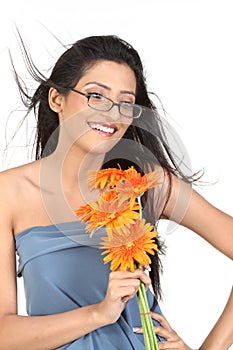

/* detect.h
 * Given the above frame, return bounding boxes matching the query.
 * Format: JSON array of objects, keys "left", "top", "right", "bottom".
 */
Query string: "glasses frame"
[{"left": 68, "top": 87, "right": 142, "bottom": 119}]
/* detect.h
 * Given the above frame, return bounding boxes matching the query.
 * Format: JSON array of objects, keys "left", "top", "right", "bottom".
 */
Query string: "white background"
[{"left": 0, "top": 1, "right": 232, "bottom": 349}]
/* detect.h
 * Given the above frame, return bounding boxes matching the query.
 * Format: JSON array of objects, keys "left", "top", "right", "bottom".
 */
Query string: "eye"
[
  {"left": 120, "top": 101, "right": 133, "bottom": 106},
  {"left": 88, "top": 92, "right": 106, "bottom": 101}
]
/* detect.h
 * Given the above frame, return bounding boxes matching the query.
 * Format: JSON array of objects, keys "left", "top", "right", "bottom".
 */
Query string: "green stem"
[
  {"left": 137, "top": 282, "right": 159, "bottom": 350},
  {"left": 137, "top": 288, "right": 151, "bottom": 349},
  {"left": 136, "top": 196, "right": 159, "bottom": 350}
]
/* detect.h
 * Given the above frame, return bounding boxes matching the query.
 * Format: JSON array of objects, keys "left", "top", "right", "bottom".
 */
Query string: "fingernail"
[
  {"left": 133, "top": 327, "right": 141, "bottom": 333},
  {"left": 121, "top": 297, "right": 128, "bottom": 303},
  {"left": 143, "top": 264, "right": 151, "bottom": 271}
]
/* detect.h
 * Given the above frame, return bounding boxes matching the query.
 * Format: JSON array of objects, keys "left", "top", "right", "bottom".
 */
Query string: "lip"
[{"left": 87, "top": 121, "right": 119, "bottom": 137}]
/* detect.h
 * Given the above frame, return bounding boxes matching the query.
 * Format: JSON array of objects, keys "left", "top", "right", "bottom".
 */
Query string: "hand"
[
  {"left": 134, "top": 312, "right": 192, "bottom": 350},
  {"left": 99, "top": 269, "right": 151, "bottom": 325}
]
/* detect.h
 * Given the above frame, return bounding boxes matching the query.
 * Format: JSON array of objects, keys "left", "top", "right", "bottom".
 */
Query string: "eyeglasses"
[{"left": 68, "top": 87, "right": 142, "bottom": 119}]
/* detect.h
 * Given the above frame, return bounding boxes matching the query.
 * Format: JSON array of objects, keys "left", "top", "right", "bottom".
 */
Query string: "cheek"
[
  {"left": 62, "top": 95, "right": 87, "bottom": 118},
  {"left": 121, "top": 119, "right": 132, "bottom": 133}
]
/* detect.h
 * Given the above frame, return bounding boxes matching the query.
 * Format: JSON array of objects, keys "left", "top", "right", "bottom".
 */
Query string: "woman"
[{"left": 0, "top": 35, "right": 232, "bottom": 349}]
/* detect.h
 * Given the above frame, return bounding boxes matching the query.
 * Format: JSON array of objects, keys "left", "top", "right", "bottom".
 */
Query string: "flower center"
[
  {"left": 126, "top": 241, "right": 134, "bottom": 248},
  {"left": 108, "top": 213, "right": 116, "bottom": 220}
]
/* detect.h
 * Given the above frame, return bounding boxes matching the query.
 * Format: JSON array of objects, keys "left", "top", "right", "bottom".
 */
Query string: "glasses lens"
[
  {"left": 88, "top": 94, "right": 142, "bottom": 118},
  {"left": 120, "top": 103, "right": 142, "bottom": 118},
  {"left": 89, "top": 95, "right": 112, "bottom": 111}
]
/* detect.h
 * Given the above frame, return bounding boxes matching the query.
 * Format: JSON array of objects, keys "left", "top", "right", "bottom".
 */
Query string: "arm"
[
  {"left": 152, "top": 290, "right": 233, "bottom": 350},
  {"left": 163, "top": 174, "right": 233, "bottom": 259},
  {"left": 199, "top": 286, "right": 233, "bottom": 350},
  {"left": 162, "top": 174, "right": 233, "bottom": 349},
  {"left": 134, "top": 292, "right": 233, "bottom": 350}
]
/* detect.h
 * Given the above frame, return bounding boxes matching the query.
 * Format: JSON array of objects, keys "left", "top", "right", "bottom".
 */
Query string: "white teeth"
[{"left": 89, "top": 123, "right": 115, "bottom": 134}]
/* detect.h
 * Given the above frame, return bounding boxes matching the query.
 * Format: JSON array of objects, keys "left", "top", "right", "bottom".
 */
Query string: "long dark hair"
[{"left": 11, "top": 34, "right": 199, "bottom": 306}]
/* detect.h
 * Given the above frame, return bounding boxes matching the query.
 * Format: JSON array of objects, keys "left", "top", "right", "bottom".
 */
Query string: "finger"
[
  {"left": 110, "top": 270, "right": 151, "bottom": 290},
  {"left": 133, "top": 324, "right": 180, "bottom": 345},
  {"left": 150, "top": 312, "right": 174, "bottom": 332},
  {"left": 133, "top": 269, "right": 151, "bottom": 289},
  {"left": 107, "top": 284, "right": 138, "bottom": 303},
  {"left": 132, "top": 324, "right": 178, "bottom": 341},
  {"left": 109, "top": 275, "right": 140, "bottom": 291},
  {"left": 140, "top": 272, "right": 151, "bottom": 287},
  {"left": 154, "top": 325, "right": 179, "bottom": 342},
  {"left": 113, "top": 278, "right": 141, "bottom": 289}
]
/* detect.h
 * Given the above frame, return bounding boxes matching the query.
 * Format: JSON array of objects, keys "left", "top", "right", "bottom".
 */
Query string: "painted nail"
[{"left": 133, "top": 327, "right": 141, "bottom": 333}]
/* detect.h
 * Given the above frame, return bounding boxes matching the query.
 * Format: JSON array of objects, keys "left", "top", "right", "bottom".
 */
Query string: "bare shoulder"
[
  {"left": 163, "top": 173, "right": 233, "bottom": 259},
  {"left": 0, "top": 161, "right": 41, "bottom": 231},
  {"left": 0, "top": 160, "right": 40, "bottom": 191}
]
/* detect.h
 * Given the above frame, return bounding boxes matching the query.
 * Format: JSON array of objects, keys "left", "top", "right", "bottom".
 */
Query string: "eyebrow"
[{"left": 84, "top": 81, "right": 136, "bottom": 96}]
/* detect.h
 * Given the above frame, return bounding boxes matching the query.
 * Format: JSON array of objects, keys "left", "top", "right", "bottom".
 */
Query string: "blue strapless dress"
[{"left": 15, "top": 221, "right": 164, "bottom": 349}]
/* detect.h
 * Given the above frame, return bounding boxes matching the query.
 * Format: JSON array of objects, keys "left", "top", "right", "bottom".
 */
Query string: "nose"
[{"left": 105, "top": 104, "right": 122, "bottom": 121}]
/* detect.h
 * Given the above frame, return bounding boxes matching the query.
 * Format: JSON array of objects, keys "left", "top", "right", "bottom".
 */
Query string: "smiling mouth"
[{"left": 88, "top": 122, "right": 118, "bottom": 136}]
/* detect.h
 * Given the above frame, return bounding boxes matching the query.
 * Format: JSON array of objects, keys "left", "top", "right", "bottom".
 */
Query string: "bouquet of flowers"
[{"left": 75, "top": 166, "right": 161, "bottom": 350}]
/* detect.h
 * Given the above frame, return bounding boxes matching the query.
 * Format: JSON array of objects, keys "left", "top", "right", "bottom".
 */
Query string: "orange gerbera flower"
[
  {"left": 76, "top": 191, "right": 141, "bottom": 236},
  {"left": 116, "top": 167, "right": 161, "bottom": 201},
  {"left": 87, "top": 199, "right": 140, "bottom": 236},
  {"left": 88, "top": 167, "right": 126, "bottom": 190},
  {"left": 100, "top": 219, "right": 158, "bottom": 272}
]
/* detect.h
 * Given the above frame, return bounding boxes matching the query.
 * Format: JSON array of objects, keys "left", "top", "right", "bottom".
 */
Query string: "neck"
[
  {"left": 39, "top": 142, "right": 105, "bottom": 224},
  {"left": 50, "top": 142, "right": 105, "bottom": 188}
]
